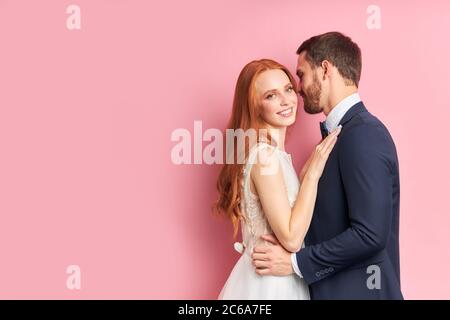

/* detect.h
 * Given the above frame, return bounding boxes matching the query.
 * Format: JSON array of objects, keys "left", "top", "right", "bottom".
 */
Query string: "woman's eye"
[
  {"left": 287, "top": 86, "right": 294, "bottom": 92},
  {"left": 266, "top": 94, "right": 276, "bottom": 99}
]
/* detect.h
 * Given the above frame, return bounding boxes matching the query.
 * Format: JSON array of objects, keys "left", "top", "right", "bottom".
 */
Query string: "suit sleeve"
[{"left": 296, "top": 121, "right": 396, "bottom": 285}]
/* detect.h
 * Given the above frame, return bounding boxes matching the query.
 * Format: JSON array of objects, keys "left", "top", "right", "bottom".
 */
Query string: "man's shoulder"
[
  {"left": 339, "top": 109, "right": 397, "bottom": 158},
  {"left": 343, "top": 108, "right": 392, "bottom": 140},
  {"left": 348, "top": 107, "right": 383, "bottom": 128},
  {"left": 338, "top": 108, "right": 399, "bottom": 172}
]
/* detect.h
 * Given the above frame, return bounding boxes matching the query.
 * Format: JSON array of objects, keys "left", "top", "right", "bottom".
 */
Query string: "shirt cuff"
[{"left": 291, "top": 252, "right": 303, "bottom": 278}]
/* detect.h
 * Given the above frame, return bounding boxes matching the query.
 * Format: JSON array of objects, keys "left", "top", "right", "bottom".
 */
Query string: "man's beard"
[{"left": 302, "top": 75, "right": 322, "bottom": 114}]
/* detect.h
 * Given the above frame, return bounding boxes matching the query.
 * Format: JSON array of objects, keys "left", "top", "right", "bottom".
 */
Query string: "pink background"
[{"left": 0, "top": 0, "right": 449, "bottom": 299}]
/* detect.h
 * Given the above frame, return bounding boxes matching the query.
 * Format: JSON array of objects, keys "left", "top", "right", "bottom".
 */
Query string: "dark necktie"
[{"left": 320, "top": 121, "right": 329, "bottom": 139}]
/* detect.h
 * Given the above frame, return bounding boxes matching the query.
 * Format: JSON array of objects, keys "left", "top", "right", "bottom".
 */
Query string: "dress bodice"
[{"left": 237, "top": 143, "right": 300, "bottom": 255}]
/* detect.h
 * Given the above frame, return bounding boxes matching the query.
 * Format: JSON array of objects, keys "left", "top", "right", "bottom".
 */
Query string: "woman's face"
[{"left": 254, "top": 69, "right": 298, "bottom": 129}]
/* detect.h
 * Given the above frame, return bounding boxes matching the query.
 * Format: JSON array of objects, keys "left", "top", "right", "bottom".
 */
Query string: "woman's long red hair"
[{"left": 214, "top": 59, "right": 298, "bottom": 238}]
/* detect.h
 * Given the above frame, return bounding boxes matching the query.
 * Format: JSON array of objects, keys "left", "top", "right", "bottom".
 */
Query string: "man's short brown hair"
[{"left": 297, "top": 32, "right": 362, "bottom": 87}]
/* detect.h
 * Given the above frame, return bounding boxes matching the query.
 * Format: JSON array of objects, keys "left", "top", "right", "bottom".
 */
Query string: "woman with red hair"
[{"left": 216, "top": 59, "right": 340, "bottom": 299}]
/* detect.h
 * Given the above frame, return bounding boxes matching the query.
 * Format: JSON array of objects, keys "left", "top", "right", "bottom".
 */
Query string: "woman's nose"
[{"left": 280, "top": 93, "right": 290, "bottom": 105}]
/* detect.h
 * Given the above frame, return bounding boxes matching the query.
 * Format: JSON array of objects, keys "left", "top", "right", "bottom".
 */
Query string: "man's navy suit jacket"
[{"left": 296, "top": 102, "right": 403, "bottom": 300}]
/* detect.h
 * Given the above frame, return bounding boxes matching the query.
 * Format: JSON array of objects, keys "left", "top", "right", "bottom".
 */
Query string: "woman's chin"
[
  {"left": 269, "top": 119, "right": 296, "bottom": 129},
  {"left": 263, "top": 115, "right": 296, "bottom": 130},
  {"left": 278, "top": 117, "right": 296, "bottom": 127}
]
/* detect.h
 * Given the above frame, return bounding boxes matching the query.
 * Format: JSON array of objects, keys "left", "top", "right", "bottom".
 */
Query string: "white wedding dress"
[{"left": 219, "top": 143, "right": 310, "bottom": 300}]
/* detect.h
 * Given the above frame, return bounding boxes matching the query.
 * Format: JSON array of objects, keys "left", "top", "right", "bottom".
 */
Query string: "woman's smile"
[{"left": 277, "top": 107, "right": 294, "bottom": 118}]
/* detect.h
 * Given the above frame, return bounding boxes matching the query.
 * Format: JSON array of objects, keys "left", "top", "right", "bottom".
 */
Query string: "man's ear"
[{"left": 321, "top": 60, "right": 333, "bottom": 80}]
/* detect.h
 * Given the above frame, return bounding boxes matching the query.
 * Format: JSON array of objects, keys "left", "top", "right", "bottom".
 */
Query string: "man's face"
[{"left": 296, "top": 51, "right": 323, "bottom": 114}]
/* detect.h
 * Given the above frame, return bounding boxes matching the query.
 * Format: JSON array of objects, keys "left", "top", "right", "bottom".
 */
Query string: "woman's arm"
[{"left": 251, "top": 128, "right": 340, "bottom": 252}]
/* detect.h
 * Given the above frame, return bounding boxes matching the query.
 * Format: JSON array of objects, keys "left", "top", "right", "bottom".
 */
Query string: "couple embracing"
[{"left": 215, "top": 32, "right": 403, "bottom": 300}]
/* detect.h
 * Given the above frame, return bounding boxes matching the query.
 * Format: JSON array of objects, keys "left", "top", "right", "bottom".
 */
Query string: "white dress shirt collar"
[{"left": 325, "top": 93, "right": 361, "bottom": 132}]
